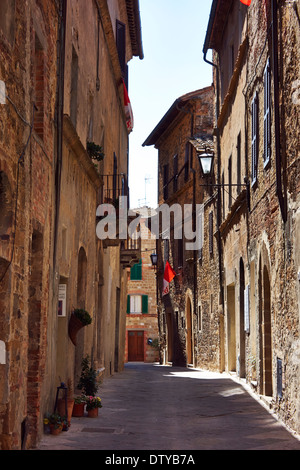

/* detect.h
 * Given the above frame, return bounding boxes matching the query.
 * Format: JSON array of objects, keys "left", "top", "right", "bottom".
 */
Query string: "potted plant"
[
  {"left": 45, "top": 413, "right": 64, "bottom": 435},
  {"left": 77, "top": 355, "right": 99, "bottom": 397},
  {"left": 86, "top": 396, "right": 102, "bottom": 418},
  {"left": 68, "top": 308, "right": 92, "bottom": 345},
  {"left": 86, "top": 141, "right": 105, "bottom": 162},
  {"left": 72, "top": 395, "right": 86, "bottom": 417}
]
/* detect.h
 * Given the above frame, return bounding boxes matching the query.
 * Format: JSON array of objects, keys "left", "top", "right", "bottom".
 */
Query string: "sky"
[{"left": 128, "top": 0, "right": 214, "bottom": 209}]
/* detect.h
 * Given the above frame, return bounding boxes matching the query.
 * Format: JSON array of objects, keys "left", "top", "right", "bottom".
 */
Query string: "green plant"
[
  {"left": 44, "top": 413, "right": 64, "bottom": 429},
  {"left": 77, "top": 355, "right": 98, "bottom": 397},
  {"left": 86, "top": 396, "right": 102, "bottom": 410},
  {"left": 73, "top": 308, "right": 92, "bottom": 326},
  {"left": 87, "top": 141, "right": 105, "bottom": 162},
  {"left": 74, "top": 395, "right": 87, "bottom": 404}
]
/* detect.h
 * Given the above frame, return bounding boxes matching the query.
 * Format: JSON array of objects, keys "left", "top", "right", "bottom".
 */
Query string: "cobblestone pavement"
[{"left": 37, "top": 363, "right": 300, "bottom": 452}]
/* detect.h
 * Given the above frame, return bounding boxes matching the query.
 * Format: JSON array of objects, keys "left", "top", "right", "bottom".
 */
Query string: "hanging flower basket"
[{"left": 68, "top": 309, "right": 92, "bottom": 345}]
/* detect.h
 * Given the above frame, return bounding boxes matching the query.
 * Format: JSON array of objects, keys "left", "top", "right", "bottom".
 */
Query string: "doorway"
[
  {"left": 239, "top": 258, "right": 246, "bottom": 377},
  {"left": 227, "top": 284, "right": 236, "bottom": 372},
  {"left": 259, "top": 262, "right": 272, "bottom": 396},
  {"left": 128, "top": 331, "right": 144, "bottom": 361},
  {"left": 186, "top": 296, "right": 193, "bottom": 366}
]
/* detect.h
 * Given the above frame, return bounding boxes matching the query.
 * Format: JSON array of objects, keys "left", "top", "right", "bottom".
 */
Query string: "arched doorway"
[
  {"left": 239, "top": 258, "right": 246, "bottom": 378},
  {"left": 185, "top": 296, "right": 193, "bottom": 366},
  {"left": 166, "top": 309, "right": 173, "bottom": 363},
  {"left": 259, "top": 260, "right": 272, "bottom": 396},
  {"left": 227, "top": 284, "right": 236, "bottom": 372}
]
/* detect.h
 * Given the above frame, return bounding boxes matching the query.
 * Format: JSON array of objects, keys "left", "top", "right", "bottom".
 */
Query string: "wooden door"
[{"left": 128, "top": 331, "right": 144, "bottom": 361}]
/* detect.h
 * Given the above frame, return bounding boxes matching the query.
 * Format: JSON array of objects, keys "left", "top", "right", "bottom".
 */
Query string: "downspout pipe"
[
  {"left": 271, "top": 0, "right": 286, "bottom": 223},
  {"left": 203, "top": 48, "right": 224, "bottom": 308},
  {"left": 53, "top": 0, "right": 67, "bottom": 268}
]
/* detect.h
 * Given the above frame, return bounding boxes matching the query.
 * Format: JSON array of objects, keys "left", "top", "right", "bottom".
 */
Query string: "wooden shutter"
[
  {"left": 130, "top": 259, "right": 142, "bottom": 280},
  {"left": 127, "top": 295, "right": 130, "bottom": 313},
  {"left": 264, "top": 58, "right": 271, "bottom": 166},
  {"left": 142, "top": 295, "right": 148, "bottom": 314},
  {"left": 251, "top": 92, "right": 258, "bottom": 185},
  {"left": 116, "top": 20, "right": 126, "bottom": 80}
]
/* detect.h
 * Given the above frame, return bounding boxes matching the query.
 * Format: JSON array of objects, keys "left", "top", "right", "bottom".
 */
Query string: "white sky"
[{"left": 128, "top": 0, "right": 213, "bottom": 209}]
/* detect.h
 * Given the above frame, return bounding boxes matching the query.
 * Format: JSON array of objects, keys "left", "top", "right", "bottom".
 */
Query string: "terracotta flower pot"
[
  {"left": 72, "top": 402, "right": 85, "bottom": 417},
  {"left": 87, "top": 407, "right": 98, "bottom": 418},
  {"left": 49, "top": 424, "right": 63, "bottom": 435},
  {"left": 68, "top": 314, "right": 84, "bottom": 345}
]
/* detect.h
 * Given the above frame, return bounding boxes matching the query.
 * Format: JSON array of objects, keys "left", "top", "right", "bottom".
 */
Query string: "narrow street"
[{"left": 37, "top": 363, "right": 300, "bottom": 452}]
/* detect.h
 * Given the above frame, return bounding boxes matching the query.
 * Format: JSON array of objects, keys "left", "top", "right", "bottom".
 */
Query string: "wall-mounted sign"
[{"left": 58, "top": 284, "right": 67, "bottom": 317}]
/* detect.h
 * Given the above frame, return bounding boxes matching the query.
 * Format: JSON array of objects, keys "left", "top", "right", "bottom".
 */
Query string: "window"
[
  {"left": 163, "top": 164, "right": 169, "bottom": 200},
  {"left": 177, "top": 238, "right": 183, "bottom": 267},
  {"left": 116, "top": 20, "right": 127, "bottom": 85},
  {"left": 70, "top": 46, "right": 79, "bottom": 128},
  {"left": 130, "top": 259, "right": 142, "bottom": 280},
  {"left": 237, "top": 133, "right": 241, "bottom": 194},
  {"left": 184, "top": 143, "right": 189, "bottom": 181},
  {"left": 264, "top": 58, "right": 271, "bottom": 167},
  {"left": 197, "top": 304, "right": 202, "bottom": 332},
  {"left": 127, "top": 294, "right": 148, "bottom": 314},
  {"left": 251, "top": 92, "right": 258, "bottom": 185},
  {"left": 173, "top": 154, "right": 178, "bottom": 193},
  {"left": 228, "top": 155, "right": 232, "bottom": 209}
]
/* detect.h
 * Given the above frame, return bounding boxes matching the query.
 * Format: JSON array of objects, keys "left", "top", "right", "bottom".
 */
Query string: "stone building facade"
[
  {"left": 143, "top": 87, "right": 219, "bottom": 370},
  {"left": 203, "top": 0, "right": 300, "bottom": 434},
  {"left": 125, "top": 213, "right": 159, "bottom": 363},
  {"left": 0, "top": 0, "right": 143, "bottom": 450},
  {"left": 0, "top": 0, "right": 59, "bottom": 449}
]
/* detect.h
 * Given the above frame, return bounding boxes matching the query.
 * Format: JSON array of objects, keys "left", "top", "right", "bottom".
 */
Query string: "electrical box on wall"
[
  {"left": 0, "top": 81, "right": 6, "bottom": 104},
  {"left": 0, "top": 341, "right": 6, "bottom": 364}
]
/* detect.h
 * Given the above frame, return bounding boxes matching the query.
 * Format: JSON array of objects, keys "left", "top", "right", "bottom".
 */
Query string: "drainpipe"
[
  {"left": 271, "top": 0, "right": 286, "bottom": 223},
  {"left": 53, "top": 0, "right": 67, "bottom": 268},
  {"left": 203, "top": 50, "right": 224, "bottom": 308}
]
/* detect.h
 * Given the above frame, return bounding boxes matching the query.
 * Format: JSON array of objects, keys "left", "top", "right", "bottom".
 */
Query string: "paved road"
[{"left": 37, "top": 363, "right": 300, "bottom": 451}]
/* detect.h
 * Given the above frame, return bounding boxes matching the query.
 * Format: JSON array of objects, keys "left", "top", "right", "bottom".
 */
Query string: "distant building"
[
  {"left": 125, "top": 212, "right": 159, "bottom": 363},
  {"left": 143, "top": 87, "right": 218, "bottom": 369}
]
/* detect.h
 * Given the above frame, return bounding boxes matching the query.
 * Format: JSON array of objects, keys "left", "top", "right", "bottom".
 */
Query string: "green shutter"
[
  {"left": 127, "top": 295, "right": 130, "bottom": 313},
  {"left": 142, "top": 295, "right": 148, "bottom": 314},
  {"left": 130, "top": 259, "right": 142, "bottom": 280}
]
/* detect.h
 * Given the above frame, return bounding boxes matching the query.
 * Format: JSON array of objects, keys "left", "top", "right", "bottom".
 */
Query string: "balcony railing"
[{"left": 102, "top": 173, "right": 128, "bottom": 205}]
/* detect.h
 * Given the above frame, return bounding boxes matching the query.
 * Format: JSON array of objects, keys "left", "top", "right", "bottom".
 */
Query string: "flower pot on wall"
[
  {"left": 68, "top": 314, "right": 84, "bottom": 345},
  {"left": 68, "top": 309, "right": 92, "bottom": 345}
]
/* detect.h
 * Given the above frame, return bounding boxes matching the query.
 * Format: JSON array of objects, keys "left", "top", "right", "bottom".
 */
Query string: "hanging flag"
[
  {"left": 162, "top": 261, "right": 176, "bottom": 297},
  {"left": 240, "top": 0, "right": 251, "bottom": 5},
  {"left": 122, "top": 80, "right": 134, "bottom": 132}
]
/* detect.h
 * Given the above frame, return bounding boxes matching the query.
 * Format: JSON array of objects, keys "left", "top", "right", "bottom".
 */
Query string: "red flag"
[
  {"left": 122, "top": 80, "right": 134, "bottom": 132},
  {"left": 240, "top": 0, "right": 251, "bottom": 5},
  {"left": 162, "top": 261, "right": 176, "bottom": 296}
]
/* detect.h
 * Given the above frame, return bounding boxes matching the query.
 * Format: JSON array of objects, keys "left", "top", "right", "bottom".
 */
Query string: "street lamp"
[
  {"left": 197, "top": 150, "right": 214, "bottom": 177},
  {"left": 150, "top": 252, "right": 158, "bottom": 268}
]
